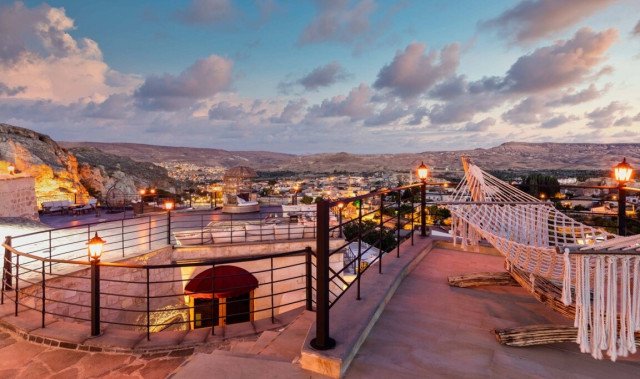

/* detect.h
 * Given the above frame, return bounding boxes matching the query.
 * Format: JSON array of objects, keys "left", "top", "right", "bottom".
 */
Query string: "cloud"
[
  {"left": 633, "top": 20, "right": 640, "bottom": 36},
  {"left": 280, "top": 61, "right": 350, "bottom": 94},
  {"left": 134, "top": 55, "right": 233, "bottom": 111},
  {"left": 481, "top": 0, "right": 617, "bottom": 44},
  {"left": 0, "top": 2, "right": 140, "bottom": 104},
  {"left": 364, "top": 101, "right": 411, "bottom": 126},
  {"left": 299, "top": 61, "right": 350, "bottom": 91},
  {"left": 208, "top": 101, "right": 247, "bottom": 120},
  {"left": 540, "top": 114, "right": 579, "bottom": 129},
  {"left": 307, "top": 83, "right": 373, "bottom": 121},
  {"left": 463, "top": 117, "right": 496, "bottom": 132},
  {"left": 502, "top": 28, "right": 618, "bottom": 93},
  {"left": 299, "top": 0, "right": 376, "bottom": 45},
  {"left": 174, "top": 0, "right": 235, "bottom": 25},
  {"left": 0, "top": 82, "right": 26, "bottom": 96},
  {"left": 83, "top": 93, "right": 134, "bottom": 119},
  {"left": 269, "top": 99, "right": 308, "bottom": 124},
  {"left": 374, "top": 42, "right": 460, "bottom": 99},
  {"left": 586, "top": 101, "right": 629, "bottom": 128},
  {"left": 429, "top": 75, "right": 467, "bottom": 100},
  {"left": 546, "top": 84, "right": 609, "bottom": 106}
]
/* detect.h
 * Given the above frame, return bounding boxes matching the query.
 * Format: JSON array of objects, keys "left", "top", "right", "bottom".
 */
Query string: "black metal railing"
[
  {"left": 311, "top": 183, "right": 428, "bottom": 349},
  {"left": 2, "top": 242, "right": 315, "bottom": 340}
]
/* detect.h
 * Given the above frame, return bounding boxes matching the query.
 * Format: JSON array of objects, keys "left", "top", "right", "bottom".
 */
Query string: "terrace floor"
[{"left": 2, "top": 245, "right": 640, "bottom": 378}]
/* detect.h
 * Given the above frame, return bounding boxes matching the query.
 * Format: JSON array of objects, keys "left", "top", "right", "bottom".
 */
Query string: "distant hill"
[
  {"left": 60, "top": 141, "right": 640, "bottom": 173},
  {"left": 59, "top": 142, "right": 295, "bottom": 170}
]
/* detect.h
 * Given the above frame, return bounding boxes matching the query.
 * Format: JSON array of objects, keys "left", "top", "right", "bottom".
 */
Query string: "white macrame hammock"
[{"left": 446, "top": 159, "right": 640, "bottom": 361}]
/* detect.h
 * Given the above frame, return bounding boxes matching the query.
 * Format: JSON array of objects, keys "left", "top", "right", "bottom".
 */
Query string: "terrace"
[{"left": 2, "top": 163, "right": 640, "bottom": 378}]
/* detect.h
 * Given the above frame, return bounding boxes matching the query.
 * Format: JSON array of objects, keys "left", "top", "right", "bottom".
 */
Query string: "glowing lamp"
[
  {"left": 8, "top": 163, "right": 15, "bottom": 175},
  {"left": 87, "top": 232, "right": 106, "bottom": 261},
  {"left": 338, "top": 203, "right": 344, "bottom": 209},
  {"left": 614, "top": 158, "right": 633, "bottom": 184},
  {"left": 139, "top": 189, "right": 146, "bottom": 195},
  {"left": 150, "top": 188, "right": 156, "bottom": 194},
  {"left": 417, "top": 162, "right": 428, "bottom": 181},
  {"left": 165, "top": 201, "right": 174, "bottom": 211}
]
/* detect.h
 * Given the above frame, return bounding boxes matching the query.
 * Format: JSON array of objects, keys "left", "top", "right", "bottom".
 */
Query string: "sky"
[{"left": 1, "top": 0, "right": 639, "bottom": 155}]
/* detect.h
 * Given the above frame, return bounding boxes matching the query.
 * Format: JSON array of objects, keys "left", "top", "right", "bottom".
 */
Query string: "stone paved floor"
[
  {"left": 0, "top": 330, "right": 196, "bottom": 379},
  {"left": 346, "top": 248, "right": 640, "bottom": 378}
]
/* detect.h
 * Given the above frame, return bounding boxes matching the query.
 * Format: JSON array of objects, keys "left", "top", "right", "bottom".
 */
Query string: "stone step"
[
  {"left": 228, "top": 339, "right": 257, "bottom": 354},
  {"left": 172, "top": 350, "right": 323, "bottom": 379},
  {"left": 258, "top": 310, "right": 315, "bottom": 361},
  {"left": 248, "top": 330, "right": 280, "bottom": 354}
]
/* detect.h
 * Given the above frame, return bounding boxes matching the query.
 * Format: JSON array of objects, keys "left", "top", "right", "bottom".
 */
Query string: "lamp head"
[
  {"left": 165, "top": 201, "right": 174, "bottom": 211},
  {"left": 614, "top": 158, "right": 633, "bottom": 184},
  {"left": 417, "top": 162, "right": 428, "bottom": 181},
  {"left": 8, "top": 163, "right": 15, "bottom": 175},
  {"left": 87, "top": 232, "right": 106, "bottom": 261}
]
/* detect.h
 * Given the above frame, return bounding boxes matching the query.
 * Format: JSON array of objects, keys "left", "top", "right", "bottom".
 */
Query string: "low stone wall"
[
  {"left": 0, "top": 175, "right": 38, "bottom": 221},
  {"left": 16, "top": 239, "right": 345, "bottom": 332}
]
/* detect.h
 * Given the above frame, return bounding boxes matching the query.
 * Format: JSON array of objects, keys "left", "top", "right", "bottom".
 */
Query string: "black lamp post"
[
  {"left": 417, "top": 162, "right": 429, "bottom": 236},
  {"left": 292, "top": 185, "right": 299, "bottom": 205},
  {"left": 614, "top": 158, "right": 633, "bottom": 236},
  {"left": 87, "top": 232, "right": 105, "bottom": 336}
]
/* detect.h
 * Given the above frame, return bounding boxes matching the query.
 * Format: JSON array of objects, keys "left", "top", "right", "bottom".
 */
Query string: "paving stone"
[
  {"left": 76, "top": 352, "right": 130, "bottom": 377},
  {"left": 178, "top": 327, "right": 210, "bottom": 346},
  {"left": 37, "top": 348, "right": 87, "bottom": 373},
  {"left": 0, "top": 368, "right": 20, "bottom": 379},
  {"left": 49, "top": 367, "right": 80, "bottom": 379},
  {"left": 30, "top": 320, "right": 90, "bottom": 345},
  {"left": 83, "top": 327, "right": 144, "bottom": 350},
  {"left": 138, "top": 357, "right": 186, "bottom": 379},
  {"left": 0, "top": 340, "right": 46, "bottom": 370},
  {"left": 17, "top": 361, "right": 51, "bottom": 378},
  {"left": 135, "top": 330, "right": 188, "bottom": 349},
  {"left": 0, "top": 332, "right": 17, "bottom": 349}
]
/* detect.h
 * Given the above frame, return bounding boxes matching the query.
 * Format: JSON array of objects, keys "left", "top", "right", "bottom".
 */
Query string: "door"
[{"left": 193, "top": 298, "right": 219, "bottom": 328}]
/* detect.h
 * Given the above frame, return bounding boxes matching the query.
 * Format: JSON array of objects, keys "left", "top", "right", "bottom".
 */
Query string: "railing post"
[
  {"left": 91, "top": 259, "right": 101, "bottom": 336},
  {"left": 357, "top": 200, "right": 362, "bottom": 300},
  {"left": 411, "top": 196, "right": 415, "bottom": 246},
  {"left": 148, "top": 217, "right": 152, "bottom": 250},
  {"left": 618, "top": 184, "right": 626, "bottom": 236},
  {"left": 146, "top": 267, "right": 150, "bottom": 341},
  {"left": 211, "top": 264, "right": 216, "bottom": 336},
  {"left": 270, "top": 257, "right": 275, "bottom": 323},
  {"left": 121, "top": 220, "right": 125, "bottom": 258},
  {"left": 167, "top": 211, "right": 172, "bottom": 245},
  {"left": 396, "top": 190, "right": 401, "bottom": 258},
  {"left": 48, "top": 230, "right": 52, "bottom": 274},
  {"left": 378, "top": 193, "right": 384, "bottom": 274},
  {"left": 41, "top": 260, "right": 46, "bottom": 328},
  {"left": 14, "top": 253, "right": 19, "bottom": 316},
  {"left": 305, "top": 247, "right": 313, "bottom": 311},
  {"left": 421, "top": 180, "right": 427, "bottom": 236},
  {"left": 311, "top": 199, "right": 336, "bottom": 350},
  {"left": 2, "top": 236, "right": 12, "bottom": 293}
]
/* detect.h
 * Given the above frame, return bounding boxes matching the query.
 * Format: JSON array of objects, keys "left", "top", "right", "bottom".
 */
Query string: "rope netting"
[{"left": 446, "top": 158, "right": 640, "bottom": 361}]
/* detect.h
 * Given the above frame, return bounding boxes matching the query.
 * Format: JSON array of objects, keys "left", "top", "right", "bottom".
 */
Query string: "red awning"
[{"left": 184, "top": 265, "right": 259, "bottom": 299}]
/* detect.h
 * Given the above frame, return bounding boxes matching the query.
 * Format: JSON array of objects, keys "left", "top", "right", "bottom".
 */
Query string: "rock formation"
[{"left": 0, "top": 123, "right": 87, "bottom": 205}]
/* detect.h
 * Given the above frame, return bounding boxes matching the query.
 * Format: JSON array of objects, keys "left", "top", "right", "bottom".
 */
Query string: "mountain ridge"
[{"left": 59, "top": 141, "right": 640, "bottom": 173}]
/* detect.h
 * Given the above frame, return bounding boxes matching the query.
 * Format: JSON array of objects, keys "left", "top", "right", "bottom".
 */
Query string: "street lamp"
[
  {"left": 72, "top": 189, "right": 78, "bottom": 204},
  {"left": 293, "top": 185, "right": 299, "bottom": 205},
  {"left": 165, "top": 200, "right": 174, "bottom": 244},
  {"left": 139, "top": 189, "right": 146, "bottom": 196},
  {"left": 338, "top": 203, "right": 344, "bottom": 238},
  {"left": 614, "top": 158, "right": 633, "bottom": 236},
  {"left": 8, "top": 163, "right": 15, "bottom": 176},
  {"left": 87, "top": 232, "right": 105, "bottom": 336},
  {"left": 417, "top": 162, "right": 429, "bottom": 237}
]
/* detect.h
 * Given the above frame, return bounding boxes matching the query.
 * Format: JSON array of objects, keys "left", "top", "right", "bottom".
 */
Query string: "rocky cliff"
[
  {"left": 0, "top": 124, "right": 175, "bottom": 205},
  {"left": 0, "top": 123, "right": 87, "bottom": 203}
]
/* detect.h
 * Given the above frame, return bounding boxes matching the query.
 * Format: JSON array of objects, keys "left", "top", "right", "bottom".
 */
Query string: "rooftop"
[{"left": 1, "top": 240, "right": 639, "bottom": 378}]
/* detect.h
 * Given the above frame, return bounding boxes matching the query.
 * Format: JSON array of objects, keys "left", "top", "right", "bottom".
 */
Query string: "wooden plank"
[
  {"left": 495, "top": 324, "right": 640, "bottom": 347},
  {"left": 447, "top": 272, "right": 519, "bottom": 288}
]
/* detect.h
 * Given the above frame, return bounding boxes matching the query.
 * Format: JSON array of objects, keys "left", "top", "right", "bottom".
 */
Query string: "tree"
[
  {"left": 343, "top": 220, "right": 397, "bottom": 252},
  {"left": 300, "top": 195, "right": 314, "bottom": 204},
  {"left": 521, "top": 174, "right": 560, "bottom": 198}
]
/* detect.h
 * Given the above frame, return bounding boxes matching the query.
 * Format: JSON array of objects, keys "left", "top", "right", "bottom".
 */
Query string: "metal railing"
[
  {"left": 311, "top": 183, "right": 427, "bottom": 349},
  {"left": 2, "top": 242, "right": 315, "bottom": 340}
]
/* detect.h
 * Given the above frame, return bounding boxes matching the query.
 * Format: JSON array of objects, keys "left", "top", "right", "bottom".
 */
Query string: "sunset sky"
[{"left": 1, "top": 0, "right": 639, "bottom": 154}]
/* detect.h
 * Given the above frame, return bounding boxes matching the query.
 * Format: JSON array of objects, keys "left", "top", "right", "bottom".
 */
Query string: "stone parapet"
[{"left": 0, "top": 175, "right": 38, "bottom": 221}]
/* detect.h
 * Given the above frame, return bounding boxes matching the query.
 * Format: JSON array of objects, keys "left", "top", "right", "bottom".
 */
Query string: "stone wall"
[
  {"left": 17, "top": 239, "right": 344, "bottom": 332},
  {"left": 0, "top": 175, "right": 38, "bottom": 220}
]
